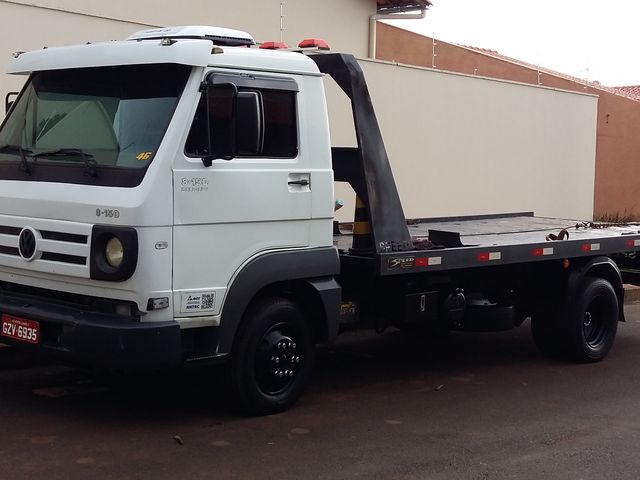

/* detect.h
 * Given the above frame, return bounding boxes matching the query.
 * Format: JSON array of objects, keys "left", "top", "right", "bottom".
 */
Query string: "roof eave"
[{"left": 377, "top": 0, "right": 432, "bottom": 14}]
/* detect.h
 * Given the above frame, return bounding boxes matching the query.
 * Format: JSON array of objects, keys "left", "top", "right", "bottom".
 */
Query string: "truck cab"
[{"left": 0, "top": 26, "right": 341, "bottom": 413}]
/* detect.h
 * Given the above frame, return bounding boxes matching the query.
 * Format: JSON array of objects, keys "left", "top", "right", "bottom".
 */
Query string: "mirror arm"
[
  {"left": 5, "top": 91, "right": 19, "bottom": 115},
  {"left": 199, "top": 82, "right": 213, "bottom": 167}
]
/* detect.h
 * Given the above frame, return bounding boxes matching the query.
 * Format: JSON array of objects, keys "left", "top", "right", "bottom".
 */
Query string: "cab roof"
[{"left": 7, "top": 35, "right": 321, "bottom": 76}]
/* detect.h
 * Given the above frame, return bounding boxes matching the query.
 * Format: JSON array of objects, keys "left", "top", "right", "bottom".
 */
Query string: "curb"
[{"left": 624, "top": 284, "right": 640, "bottom": 304}]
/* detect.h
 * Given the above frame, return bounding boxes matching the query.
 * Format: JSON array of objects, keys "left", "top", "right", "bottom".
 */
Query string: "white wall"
[
  {"left": 328, "top": 59, "right": 598, "bottom": 221},
  {"left": 0, "top": 0, "right": 374, "bottom": 95}
]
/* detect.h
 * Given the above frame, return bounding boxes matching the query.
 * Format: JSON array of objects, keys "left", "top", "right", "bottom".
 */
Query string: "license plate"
[{"left": 1, "top": 314, "right": 40, "bottom": 344}]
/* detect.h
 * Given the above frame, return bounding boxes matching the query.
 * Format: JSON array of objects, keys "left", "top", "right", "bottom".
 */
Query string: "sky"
[{"left": 384, "top": 0, "right": 640, "bottom": 87}]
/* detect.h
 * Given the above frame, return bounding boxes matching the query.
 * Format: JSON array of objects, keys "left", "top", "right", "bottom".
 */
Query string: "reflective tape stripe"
[{"left": 352, "top": 221, "right": 370, "bottom": 235}]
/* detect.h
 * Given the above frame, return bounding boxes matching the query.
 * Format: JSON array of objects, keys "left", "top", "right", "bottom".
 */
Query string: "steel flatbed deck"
[{"left": 334, "top": 213, "right": 640, "bottom": 276}]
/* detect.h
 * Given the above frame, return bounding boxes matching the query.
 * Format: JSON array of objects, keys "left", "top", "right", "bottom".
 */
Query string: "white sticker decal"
[{"left": 180, "top": 292, "right": 216, "bottom": 313}]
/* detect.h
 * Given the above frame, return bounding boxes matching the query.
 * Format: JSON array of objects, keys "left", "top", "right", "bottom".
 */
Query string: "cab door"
[{"left": 172, "top": 71, "right": 311, "bottom": 320}]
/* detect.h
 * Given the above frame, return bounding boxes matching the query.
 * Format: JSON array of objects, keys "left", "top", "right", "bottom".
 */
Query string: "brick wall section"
[{"left": 377, "top": 22, "right": 640, "bottom": 219}]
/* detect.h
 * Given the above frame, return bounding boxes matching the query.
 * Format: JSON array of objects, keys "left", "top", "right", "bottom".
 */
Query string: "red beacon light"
[
  {"left": 298, "top": 38, "right": 330, "bottom": 50},
  {"left": 259, "top": 41, "right": 289, "bottom": 50}
]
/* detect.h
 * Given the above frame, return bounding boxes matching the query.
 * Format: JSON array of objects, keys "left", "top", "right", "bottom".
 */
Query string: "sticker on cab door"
[{"left": 180, "top": 292, "right": 216, "bottom": 313}]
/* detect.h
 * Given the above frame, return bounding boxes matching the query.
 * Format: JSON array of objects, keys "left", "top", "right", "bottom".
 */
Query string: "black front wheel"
[{"left": 229, "top": 297, "right": 315, "bottom": 415}]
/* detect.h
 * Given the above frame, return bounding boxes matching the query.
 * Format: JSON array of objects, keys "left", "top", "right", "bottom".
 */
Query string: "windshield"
[{"left": 0, "top": 63, "right": 191, "bottom": 186}]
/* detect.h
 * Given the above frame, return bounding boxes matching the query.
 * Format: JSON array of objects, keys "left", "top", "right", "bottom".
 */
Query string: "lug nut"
[
  {"left": 289, "top": 371, "right": 294, "bottom": 377},
  {"left": 274, "top": 357, "right": 280, "bottom": 364},
  {"left": 292, "top": 343, "right": 297, "bottom": 349}
]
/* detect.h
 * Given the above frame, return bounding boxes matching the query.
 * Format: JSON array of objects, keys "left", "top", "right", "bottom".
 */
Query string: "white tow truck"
[{"left": 1, "top": 26, "right": 640, "bottom": 414}]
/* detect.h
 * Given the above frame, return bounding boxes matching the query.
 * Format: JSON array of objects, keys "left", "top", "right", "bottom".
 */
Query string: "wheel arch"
[
  {"left": 216, "top": 247, "right": 341, "bottom": 356},
  {"left": 568, "top": 256, "right": 625, "bottom": 322}
]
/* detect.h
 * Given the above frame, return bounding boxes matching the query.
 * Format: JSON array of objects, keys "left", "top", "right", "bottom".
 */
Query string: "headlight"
[
  {"left": 105, "top": 236, "right": 124, "bottom": 267},
  {"left": 90, "top": 225, "right": 138, "bottom": 281}
]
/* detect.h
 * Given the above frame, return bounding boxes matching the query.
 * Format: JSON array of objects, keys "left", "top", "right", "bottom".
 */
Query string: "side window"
[
  {"left": 185, "top": 85, "right": 298, "bottom": 159},
  {"left": 260, "top": 89, "right": 297, "bottom": 158}
]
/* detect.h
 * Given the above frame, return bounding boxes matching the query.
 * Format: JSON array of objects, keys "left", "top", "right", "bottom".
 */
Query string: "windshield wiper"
[
  {"left": 33, "top": 148, "right": 98, "bottom": 178},
  {"left": 0, "top": 144, "right": 34, "bottom": 175}
]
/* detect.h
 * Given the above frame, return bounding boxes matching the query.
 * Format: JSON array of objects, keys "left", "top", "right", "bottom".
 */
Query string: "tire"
[
  {"left": 531, "top": 277, "right": 619, "bottom": 363},
  {"left": 565, "top": 277, "right": 618, "bottom": 363},
  {"left": 229, "top": 296, "right": 315, "bottom": 415}
]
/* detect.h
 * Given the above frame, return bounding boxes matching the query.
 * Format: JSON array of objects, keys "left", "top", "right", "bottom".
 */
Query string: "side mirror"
[
  {"left": 199, "top": 83, "right": 264, "bottom": 167},
  {"left": 5, "top": 92, "right": 18, "bottom": 114}
]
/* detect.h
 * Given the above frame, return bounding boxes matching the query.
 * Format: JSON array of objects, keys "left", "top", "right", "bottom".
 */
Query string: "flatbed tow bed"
[{"left": 334, "top": 213, "right": 640, "bottom": 276}]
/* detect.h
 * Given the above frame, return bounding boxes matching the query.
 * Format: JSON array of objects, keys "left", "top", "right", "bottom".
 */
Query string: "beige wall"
[
  {"left": 330, "top": 59, "right": 598, "bottom": 221},
  {"left": 377, "top": 22, "right": 640, "bottom": 219},
  {"left": 0, "top": 2, "right": 597, "bottom": 221},
  {"left": 0, "top": 0, "right": 375, "bottom": 94}
]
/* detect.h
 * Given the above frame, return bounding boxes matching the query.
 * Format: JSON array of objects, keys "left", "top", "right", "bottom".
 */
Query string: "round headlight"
[{"left": 105, "top": 236, "right": 124, "bottom": 268}]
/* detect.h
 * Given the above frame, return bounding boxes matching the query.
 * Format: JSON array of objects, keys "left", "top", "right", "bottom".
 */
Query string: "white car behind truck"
[{"left": 1, "top": 26, "right": 639, "bottom": 414}]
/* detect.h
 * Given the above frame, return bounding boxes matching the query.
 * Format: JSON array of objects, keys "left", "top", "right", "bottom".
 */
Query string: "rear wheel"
[
  {"left": 229, "top": 296, "right": 315, "bottom": 415},
  {"left": 566, "top": 277, "right": 618, "bottom": 362},
  {"left": 531, "top": 277, "right": 619, "bottom": 362}
]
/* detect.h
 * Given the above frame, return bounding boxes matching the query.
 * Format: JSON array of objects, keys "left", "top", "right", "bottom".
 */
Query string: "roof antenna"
[
  {"left": 536, "top": 51, "right": 542, "bottom": 85},
  {"left": 432, "top": 33, "right": 437, "bottom": 68},
  {"left": 280, "top": 2, "right": 285, "bottom": 43}
]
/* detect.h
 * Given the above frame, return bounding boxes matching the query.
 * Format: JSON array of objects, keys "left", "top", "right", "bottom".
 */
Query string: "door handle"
[{"left": 288, "top": 179, "right": 309, "bottom": 186}]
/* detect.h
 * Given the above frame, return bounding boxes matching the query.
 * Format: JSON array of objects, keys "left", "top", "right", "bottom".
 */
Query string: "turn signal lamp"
[{"left": 147, "top": 297, "right": 170, "bottom": 310}]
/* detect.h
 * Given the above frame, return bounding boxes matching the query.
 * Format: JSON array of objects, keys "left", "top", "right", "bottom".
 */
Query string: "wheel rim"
[
  {"left": 254, "top": 323, "right": 302, "bottom": 395},
  {"left": 582, "top": 294, "right": 610, "bottom": 348}
]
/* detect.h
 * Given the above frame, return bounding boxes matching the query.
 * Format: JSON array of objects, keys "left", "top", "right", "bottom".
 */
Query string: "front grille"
[
  {"left": 0, "top": 226, "right": 21, "bottom": 236},
  {"left": 0, "top": 246, "right": 19, "bottom": 256},
  {"left": 41, "top": 252, "right": 86, "bottom": 265},
  {"left": 0, "top": 216, "right": 92, "bottom": 278},
  {"left": 0, "top": 223, "right": 89, "bottom": 266},
  {"left": 40, "top": 230, "right": 88, "bottom": 244}
]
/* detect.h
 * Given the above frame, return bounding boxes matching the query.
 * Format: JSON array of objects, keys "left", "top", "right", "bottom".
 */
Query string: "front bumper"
[{"left": 0, "top": 290, "right": 181, "bottom": 370}]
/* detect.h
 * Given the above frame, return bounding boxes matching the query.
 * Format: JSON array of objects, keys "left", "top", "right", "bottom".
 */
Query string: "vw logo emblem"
[{"left": 18, "top": 227, "right": 37, "bottom": 261}]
